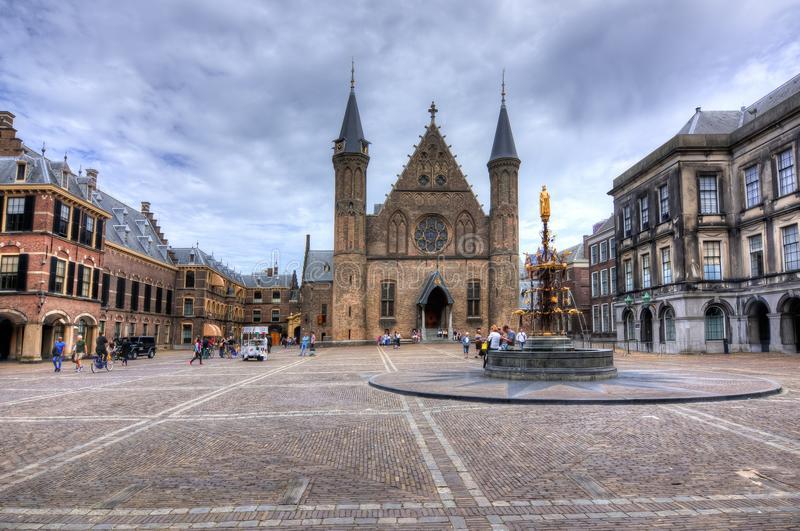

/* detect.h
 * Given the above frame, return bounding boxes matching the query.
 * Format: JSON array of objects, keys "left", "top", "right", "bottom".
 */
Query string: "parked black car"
[{"left": 118, "top": 336, "right": 156, "bottom": 359}]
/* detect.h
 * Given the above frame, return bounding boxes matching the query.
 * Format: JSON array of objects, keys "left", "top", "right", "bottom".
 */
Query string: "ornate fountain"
[{"left": 484, "top": 186, "right": 617, "bottom": 381}]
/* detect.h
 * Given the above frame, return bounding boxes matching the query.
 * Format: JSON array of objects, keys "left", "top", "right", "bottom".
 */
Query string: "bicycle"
[{"left": 90, "top": 353, "right": 113, "bottom": 373}]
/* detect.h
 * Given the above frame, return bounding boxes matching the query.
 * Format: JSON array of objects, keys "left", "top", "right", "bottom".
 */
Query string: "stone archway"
[
  {"left": 746, "top": 300, "right": 770, "bottom": 352},
  {"left": 622, "top": 308, "right": 635, "bottom": 341},
  {"left": 0, "top": 310, "right": 27, "bottom": 361},
  {"left": 640, "top": 307, "right": 653, "bottom": 352},
  {"left": 41, "top": 311, "right": 69, "bottom": 360},
  {"left": 779, "top": 296, "right": 800, "bottom": 353}
]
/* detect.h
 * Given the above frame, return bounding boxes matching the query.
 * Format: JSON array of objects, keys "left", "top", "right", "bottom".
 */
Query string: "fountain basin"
[{"left": 484, "top": 336, "right": 617, "bottom": 381}]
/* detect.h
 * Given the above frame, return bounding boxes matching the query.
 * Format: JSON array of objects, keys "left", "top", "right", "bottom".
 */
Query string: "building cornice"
[{"left": 106, "top": 241, "right": 177, "bottom": 271}]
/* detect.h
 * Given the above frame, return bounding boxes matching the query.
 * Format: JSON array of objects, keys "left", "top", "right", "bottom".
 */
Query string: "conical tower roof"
[
  {"left": 334, "top": 64, "right": 369, "bottom": 154},
  {"left": 489, "top": 78, "right": 518, "bottom": 162}
]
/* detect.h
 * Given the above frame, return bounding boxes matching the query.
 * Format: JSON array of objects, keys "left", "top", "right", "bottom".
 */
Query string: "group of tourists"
[
  {"left": 51, "top": 333, "right": 129, "bottom": 373},
  {"left": 461, "top": 325, "right": 527, "bottom": 365},
  {"left": 378, "top": 330, "right": 402, "bottom": 349},
  {"left": 190, "top": 336, "right": 238, "bottom": 365}
]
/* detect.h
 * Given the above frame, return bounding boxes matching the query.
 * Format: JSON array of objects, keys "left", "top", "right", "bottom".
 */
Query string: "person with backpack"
[
  {"left": 299, "top": 333, "right": 310, "bottom": 357},
  {"left": 461, "top": 332, "right": 470, "bottom": 359},
  {"left": 52, "top": 336, "right": 66, "bottom": 372}
]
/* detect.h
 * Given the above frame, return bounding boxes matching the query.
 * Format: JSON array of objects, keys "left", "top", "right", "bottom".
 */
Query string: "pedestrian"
[
  {"left": 461, "top": 332, "right": 470, "bottom": 359},
  {"left": 71, "top": 334, "right": 85, "bottom": 372},
  {"left": 266, "top": 333, "right": 272, "bottom": 354},
  {"left": 474, "top": 329, "right": 482, "bottom": 359},
  {"left": 218, "top": 338, "right": 226, "bottom": 358},
  {"left": 299, "top": 333, "right": 310, "bottom": 357},
  {"left": 486, "top": 325, "right": 501, "bottom": 368},
  {"left": 120, "top": 336, "right": 130, "bottom": 366},
  {"left": 393, "top": 330, "right": 401, "bottom": 350},
  {"left": 516, "top": 329, "right": 527, "bottom": 350},
  {"left": 202, "top": 337, "right": 210, "bottom": 359},
  {"left": 310, "top": 332, "right": 316, "bottom": 356},
  {"left": 52, "top": 336, "right": 65, "bottom": 372},
  {"left": 190, "top": 336, "right": 203, "bottom": 365}
]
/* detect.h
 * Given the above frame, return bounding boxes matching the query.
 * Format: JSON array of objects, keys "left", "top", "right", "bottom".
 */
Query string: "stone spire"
[
  {"left": 489, "top": 72, "right": 518, "bottom": 162},
  {"left": 334, "top": 61, "right": 369, "bottom": 155}
]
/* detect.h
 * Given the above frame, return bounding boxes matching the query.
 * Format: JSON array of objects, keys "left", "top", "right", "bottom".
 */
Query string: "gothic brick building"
[{"left": 302, "top": 77, "right": 520, "bottom": 342}]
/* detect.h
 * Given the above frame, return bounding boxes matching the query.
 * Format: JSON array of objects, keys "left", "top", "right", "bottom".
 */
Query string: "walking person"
[
  {"left": 310, "top": 332, "right": 316, "bottom": 356},
  {"left": 190, "top": 337, "right": 203, "bottom": 365},
  {"left": 393, "top": 330, "right": 401, "bottom": 350},
  {"left": 461, "top": 332, "right": 470, "bottom": 359},
  {"left": 119, "top": 336, "right": 130, "bottom": 366},
  {"left": 474, "top": 329, "right": 483, "bottom": 359},
  {"left": 266, "top": 334, "right": 272, "bottom": 354},
  {"left": 72, "top": 334, "right": 86, "bottom": 372},
  {"left": 516, "top": 328, "right": 527, "bottom": 350},
  {"left": 299, "top": 333, "right": 310, "bottom": 357},
  {"left": 52, "top": 336, "right": 65, "bottom": 372}
]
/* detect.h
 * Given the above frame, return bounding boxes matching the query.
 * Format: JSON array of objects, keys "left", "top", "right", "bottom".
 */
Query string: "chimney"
[
  {"left": 0, "top": 111, "right": 24, "bottom": 157},
  {"left": 85, "top": 168, "right": 98, "bottom": 196}
]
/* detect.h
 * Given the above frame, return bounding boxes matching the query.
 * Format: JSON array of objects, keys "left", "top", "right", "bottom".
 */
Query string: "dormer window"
[
  {"left": 15, "top": 162, "right": 26, "bottom": 181},
  {"left": 361, "top": 143, "right": 368, "bottom": 155}
]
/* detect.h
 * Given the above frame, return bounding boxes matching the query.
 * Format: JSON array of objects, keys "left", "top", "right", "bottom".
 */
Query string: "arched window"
[
  {"left": 662, "top": 308, "right": 676, "bottom": 342},
  {"left": 624, "top": 310, "right": 635, "bottom": 340},
  {"left": 705, "top": 306, "right": 726, "bottom": 340}
]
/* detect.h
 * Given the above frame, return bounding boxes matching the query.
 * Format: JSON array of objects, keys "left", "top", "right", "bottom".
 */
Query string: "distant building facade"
[
  {"left": 609, "top": 74, "right": 800, "bottom": 353},
  {"left": 584, "top": 217, "right": 616, "bottom": 340},
  {"left": 0, "top": 111, "right": 298, "bottom": 361}
]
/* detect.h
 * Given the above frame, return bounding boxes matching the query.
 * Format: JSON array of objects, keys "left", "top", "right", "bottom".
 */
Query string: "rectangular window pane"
[
  {"left": 661, "top": 248, "right": 672, "bottom": 284},
  {"left": 467, "top": 280, "right": 480, "bottom": 317},
  {"left": 182, "top": 324, "right": 192, "bottom": 344},
  {"left": 601, "top": 304, "right": 610, "bottom": 332},
  {"left": 5, "top": 197, "right": 25, "bottom": 231},
  {"left": 639, "top": 197, "right": 649, "bottom": 229},
  {"left": 699, "top": 176, "right": 719, "bottom": 214},
  {"left": 703, "top": 241, "right": 722, "bottom": 280},
  {"left": 381, "top": 281, "right": 395, "bottom": 318},
  {"left": 659, "top": 185, "right": 670, "bottom": 220},
  {"left": 183, "top": 299, "right": 193, "bottom": 316},
  {"left": 590, "top": 245, "right": 598, "bottom": 265},
  {"left": 623, "top": 207, "right": 631, "bottom": 237},
  {"left": 0, "top": 256, "right": 19, "bottom": 290},
  {"left": 624, "top": 260, "right": 633, "bottom": 291},
  {"left": 749, "top": 234, "right": 764, "bottom": 277},
  {"left": 783, "top": 225, "right": 800, "bottom": 271},
  {"left": 744, "top": 166, "right": 761, "bottom": 208},
  {"left": 610, "top": 266, "right": 616, "bottom": 294},
  {"left": 599, "top": 241, "right": 608, "bottom": 262},
  {"left": 591, "top": 272, "right": 599, "bottom": 297},
  {"left": 778, "top": 148, "right": 796, "bottom": 196},
  {"left": 600, "top": 269, "right": 609, "bottom": 295},
  {"left": 641, "top": 254, "right": 651, "bottom": 288},
  {"left": 592, "top": 305, "right": 600, "bottom": 333},
  {"left": 80, "top": 267, "right": 91, "bottom": 298}
]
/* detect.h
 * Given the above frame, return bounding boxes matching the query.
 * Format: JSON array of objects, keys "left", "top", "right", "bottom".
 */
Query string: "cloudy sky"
[{"left": 2, "top": 0, "right": 800, "bottom": 275}]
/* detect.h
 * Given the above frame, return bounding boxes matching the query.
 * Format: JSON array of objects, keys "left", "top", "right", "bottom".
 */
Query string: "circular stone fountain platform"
[{"left": 369, "top": 366, "right": 781, "bottom": 404}]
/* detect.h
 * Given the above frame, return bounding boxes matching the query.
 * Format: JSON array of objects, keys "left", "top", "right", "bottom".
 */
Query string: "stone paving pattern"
[{"left": 0, "top": 345, "right": 798, "bottom": 529}]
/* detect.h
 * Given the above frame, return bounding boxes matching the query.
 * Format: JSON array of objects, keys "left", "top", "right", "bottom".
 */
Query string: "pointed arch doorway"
[{"left": 417, "top": 271, "right": 454, "bottom": 341}]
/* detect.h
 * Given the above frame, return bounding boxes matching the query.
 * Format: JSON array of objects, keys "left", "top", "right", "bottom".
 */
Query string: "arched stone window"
[
  {"left": 388, "top": 212, "right": 408, "bottom": 255},
  {"left": 705, "top": 306, "right": 726, "bottom": 340},
  {"left": 455, "top": 212, "right": 476, "bottom": 255}
]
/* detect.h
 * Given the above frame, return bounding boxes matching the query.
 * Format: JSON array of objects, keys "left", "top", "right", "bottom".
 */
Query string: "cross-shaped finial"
[{"left": 428, "top": 101, "right": 438, "bottom": 123}]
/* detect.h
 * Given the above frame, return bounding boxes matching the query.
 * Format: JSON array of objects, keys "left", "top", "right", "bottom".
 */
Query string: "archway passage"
[
  {"left": 0, "top": 311, "right": 27, "bottom": 361},
  {"left": 747, "top": 301, "right": 770, "bottom": 352},
  {"left": 640, "top": 308, "right": 653, "bottom": 351},
  {"left": 622, "top": 308, "right": 635, "bottom": 341},
  {"left": 780, "top": 297, "right": 800, "bottom": 353},
  {"left": 41, "top": 313, "right": 68, "bottom": 359},
  {"left": 424, "top": 287, "right": 449, "bottom": 330}
]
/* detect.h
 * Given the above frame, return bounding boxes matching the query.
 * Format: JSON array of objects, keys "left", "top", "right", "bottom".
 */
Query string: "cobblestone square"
[{"left": 0, "top": 345, "right": 799, "bottom": 529}]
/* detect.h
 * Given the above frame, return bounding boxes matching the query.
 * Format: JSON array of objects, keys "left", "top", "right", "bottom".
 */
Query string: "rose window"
[{"left": 414, "top": 216, "right": 448, "bottom": 253}]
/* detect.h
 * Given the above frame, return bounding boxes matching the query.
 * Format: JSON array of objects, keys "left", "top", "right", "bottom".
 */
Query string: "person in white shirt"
[
  {"left": 486, "top": 325, "right": 502, "bottom": 368},
  {"left": 516, "top": 329, "right": 527, "bottom": 350}
]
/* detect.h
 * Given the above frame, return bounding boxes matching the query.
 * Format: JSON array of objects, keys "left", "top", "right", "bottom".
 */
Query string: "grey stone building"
[{"left": 609, "top": 73, "right": 800, "bottom": 353}]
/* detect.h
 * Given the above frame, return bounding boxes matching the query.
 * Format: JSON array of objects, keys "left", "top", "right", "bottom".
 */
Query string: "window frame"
[
  {"left": 380, "top": 280, "right": 396, "bottom": 318},
  {"left": 658, "top": 184, "right": 670, "bottom": 221},
  {"left": 590, "top": 244, "right": 599, "bottom": 265},
  {"left": 702, "top": 241, "right": 723, "bottom": 280},
  {"left": 0, "top": 255, "right": 20, "bottom": 290},
  {"left": 591, "top": 271, "right": 599, "bottom": 297},
  {"left": 744, "top": 165, "right": 761, "bottom": 209},
  {"left": 748, "top": 234, "right": 764, "bottom": 277},
  {"left": 609, "top": 266, "right": 617, "bottom": 294},
  {"left": 183, "top": 297, "right": 194, "bottom": 317},
  {"left": 660, "top": 247, "right": 672, "bottom": 285},
  {"left": 467, "top": 280, "right": 481, "bottom": 318},
  {"left": 271, "top": 308, "right": 280, "bottom": 322},
  {"left": 639, "top": 196, "right": 649, "bottom": 230},
  {"left": 777, "top": 147, "right": 797, "bottom": 197},
  {"left": 624, "top": 259, "right": 633, "bottom": 292},
  {"left": 599, "top": 241, "right": 608, "bottom": 263},
  {"left": 253, "top": 309, "right": 261, "bottom": 323},
  {"left": 640, "top": 253, "right": 651, "bottom": 289},
  {"left": 781, "top": 224, "right": 800, "bottom": 272},
  {"left": 698, "top": 174, "right": 720, "bottom": 215},
  {"left": 184, "top": 271, "right": 195, "bottom": 288},
  {"left": 623, "top": 206, "right": 632, "bottom": 238},
  {"left": 600, "top": 268, "right": 609, "bottom": 296},
  {"left": 704, "top": 306, "right": 726, "bottom": 341}
]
